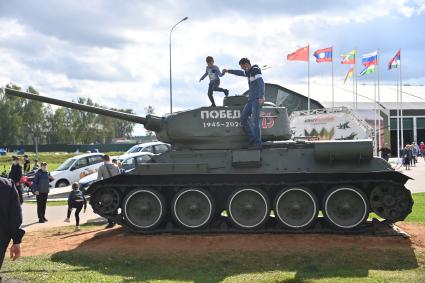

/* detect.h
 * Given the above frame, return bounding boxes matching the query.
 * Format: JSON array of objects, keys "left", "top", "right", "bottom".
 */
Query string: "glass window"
[
  {"left": 88, "top": 155, "right": 103, "bottom": 165},
  {"left": 74, "top": 157, "right": 89, "bottom": 169},
  {"left": 136, "top": 155, "right": 151, "bottom": 164},
  {"left": 154, "top": 144, "right": 169, "bottom": 154},
  {"left": 141, "top": 146, "right": 153, "bottom": 153},
  {"left": 56, "top": 158, "right": 76, "bottom": 171},
  {"left": 121, "top": 157, "right": 136, "bottom": 171}
]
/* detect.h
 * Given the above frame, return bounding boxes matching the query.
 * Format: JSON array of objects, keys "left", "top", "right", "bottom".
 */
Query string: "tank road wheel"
[
  {"left": 370, "top": 183, "right": 413, "bottom": 221},
  {"left": 91, "top": 187, "right": 120, "bottom": 214},
  {"left": 227, "top": 187, "right": 270, "bottom": 230},
  {"left": 123, "top": 189, "right": 165, "bottom": 231},
  {"left": 274, "top": 187, "right": 319, "bottom": 229},
  {"left": 172, "top": 188, "right": 214, "bottom": 229},
  {"left": 323, "top": 186, "right": 369, "bottom": 229}
]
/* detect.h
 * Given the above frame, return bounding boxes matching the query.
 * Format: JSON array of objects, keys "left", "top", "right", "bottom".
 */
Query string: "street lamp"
[{"left": 169, "top": 16, "right": 188, "bottom": 113}]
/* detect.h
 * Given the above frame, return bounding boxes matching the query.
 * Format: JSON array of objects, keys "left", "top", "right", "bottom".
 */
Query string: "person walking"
[
  {"left": 97, "top": 155, "right": 120, "bottom": 229},
  {"left": 199, "top": 56, "right": 229, "bottom": 107},
  {"left": 9, "top": 156, "right": 23, "bottom": 204},
  {"left": 0, "top": 177, "right": 25, "bottom": 279},
  {"left": 420, "top": 141, "right": 425, "bottom": 160},
  {"left": 223, "top": 58, "right": 265, "bottom": 149},
  {"left": 64, "top": 183, "right": 87, "bottom": 231},
  {"left": 31, "top": 162, "right": 53, "bottom": 223}
]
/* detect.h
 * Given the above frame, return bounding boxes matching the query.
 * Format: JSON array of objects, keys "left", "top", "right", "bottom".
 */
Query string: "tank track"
[{"left": 88, "top": 171, "right": 413, "bottom": 235}]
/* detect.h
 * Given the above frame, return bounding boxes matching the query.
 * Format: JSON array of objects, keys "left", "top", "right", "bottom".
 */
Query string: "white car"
[
  {"left": 125, "top": 141, "right": 170, "bottom": 155},
  {"left": 78, "top": 152, "right": 154, "bottom": 191},
  {"left": 50, "top": 153, "right": 104, "bottom": 188}
]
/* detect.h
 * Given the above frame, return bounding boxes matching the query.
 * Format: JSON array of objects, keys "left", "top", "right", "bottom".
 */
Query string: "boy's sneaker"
[
  {"left": 224, "top": 89, "right": 229, "bottom": 97},
  {"left": 64, "top": 218, "right": 70, "bottom": 223},
  {"left": 75, "top": 226, "right": 81, "bottom": 232}
]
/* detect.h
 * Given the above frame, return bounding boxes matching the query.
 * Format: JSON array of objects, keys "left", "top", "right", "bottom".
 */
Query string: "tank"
[{"left": 5, "top": 88, "right": 413, "bottom": 233}]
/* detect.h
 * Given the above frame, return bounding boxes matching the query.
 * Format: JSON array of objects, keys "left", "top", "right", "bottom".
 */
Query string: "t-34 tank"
[{"left": 5, "top": 88, "right": 413, "bottom": 233}]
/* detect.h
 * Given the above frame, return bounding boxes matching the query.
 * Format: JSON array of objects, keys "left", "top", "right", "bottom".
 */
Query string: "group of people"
[
  {"left": 200, "top": 56, "right": 265, "bottom": 149},
  {"left": 402, "top": 141, "right": 425, "bottom": 170}
]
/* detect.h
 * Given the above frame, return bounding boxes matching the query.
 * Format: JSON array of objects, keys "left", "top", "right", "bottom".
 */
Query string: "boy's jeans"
[
  {"left": 241, "top": 99, "right": 261, "bottom": 146},
  {"left": 208, "top": 79, "right": 226, "bottom": 106}
]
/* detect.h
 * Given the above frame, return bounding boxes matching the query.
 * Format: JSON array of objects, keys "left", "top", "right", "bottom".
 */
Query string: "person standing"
[
  {"left": 64, "top": 183, "right": 87, "bottom": 231},
  {"left": 420, "top": 141, "right": 425, "bottom": 160},
  {"left": 97, "top": 155, "right": 120, "bottom": 229},
  {"left": 31, "top": 162, "right": 53, "bottom": 223},
  {"left": 9, "top": 156, "right": 23, "bottom": 204},
  {"left": 23, "top": 155, "right": 31, "bottom": 174},
  {"left": 0, "top": 177, "right": 25, "bottom": 278},
  {"left": 199, "top": 56, "right": 229, "bottom": 107},
  {"left": 223, "top": 58, "right": 265, "bottom": 149}
]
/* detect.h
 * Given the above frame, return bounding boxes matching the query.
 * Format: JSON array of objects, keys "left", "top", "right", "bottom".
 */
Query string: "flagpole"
[
  {"left": 400, "top": 49, "right": 404, "bottom": 150},
  {"left": 377, "top": 49, "right": 382, "bottom": 155},
  {"left": 308, "top": 45, "right": 310, "bottom": 114},
  {"left": 331, "top": 47, "right": 334, "bottom": 108},
  {"left": 374, "top": 80, "right": 378, "bottom": 156},
  {"left": 352, "top": 65, "right": 355, "bottom": 109},
  {"left": 396, "top": 70, "right": 400, "bottom": 159},
  {"left": 353, "top": 48, "right": 357, "bottom": 110}
]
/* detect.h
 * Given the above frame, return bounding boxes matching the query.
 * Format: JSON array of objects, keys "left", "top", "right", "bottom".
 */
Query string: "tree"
[{"left": 22, "top": 86, "right": 47, "bottom": 154}]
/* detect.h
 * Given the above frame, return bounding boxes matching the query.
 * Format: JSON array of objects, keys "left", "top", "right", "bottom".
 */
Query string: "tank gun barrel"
[{"left": 4, "top": 88, "right": 149, "bottom": 125}]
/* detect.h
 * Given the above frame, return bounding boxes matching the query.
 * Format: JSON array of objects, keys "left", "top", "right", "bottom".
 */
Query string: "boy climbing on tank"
[{"left": 199, "top": 56, "right": 229, "bottom": 107}]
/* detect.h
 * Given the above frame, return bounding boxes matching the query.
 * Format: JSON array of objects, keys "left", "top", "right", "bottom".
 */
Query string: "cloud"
[{"left": 1, "top": 0, "right": 425, "bottom": 135}]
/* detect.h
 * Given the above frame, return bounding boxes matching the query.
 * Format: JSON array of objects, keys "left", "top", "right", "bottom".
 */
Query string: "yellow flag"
[{"left": 343, "top": 67, "right": 354, "bottom": 84}]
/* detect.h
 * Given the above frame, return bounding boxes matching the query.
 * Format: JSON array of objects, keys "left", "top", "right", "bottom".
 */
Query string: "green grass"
[
  {"left": 405, "top": 193, "right": 425, "bottom": 223},
  {"left": 2, "top": 246, "right": 424, "bottom": 283},
  {"left": 0, "top": 151, "right": 124, "bottom": 171}
]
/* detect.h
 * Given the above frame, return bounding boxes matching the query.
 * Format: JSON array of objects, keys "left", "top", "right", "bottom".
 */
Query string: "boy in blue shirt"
[{"left": 199, "top": 56, "right": 229, "bottom": 107}]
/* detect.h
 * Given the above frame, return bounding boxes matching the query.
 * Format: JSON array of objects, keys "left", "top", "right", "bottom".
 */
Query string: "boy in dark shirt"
[
  {"left": 65, "top": 182, "right": 87, "bottom": 231},
  {"left": 9, "top": 156, "right": 23, "bottom": 204},
  {"left": 199, "top": 56, "right": 229, "bottom": 107}
]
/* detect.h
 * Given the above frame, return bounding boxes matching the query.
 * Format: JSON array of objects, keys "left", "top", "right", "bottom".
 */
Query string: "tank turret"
[{"left": 4, "top": 88, "right": 291, "bottom": 149}]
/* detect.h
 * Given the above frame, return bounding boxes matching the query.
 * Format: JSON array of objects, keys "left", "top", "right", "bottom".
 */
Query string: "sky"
[{"left": 1, "top": 0, "right": 424, "bottom": 135}]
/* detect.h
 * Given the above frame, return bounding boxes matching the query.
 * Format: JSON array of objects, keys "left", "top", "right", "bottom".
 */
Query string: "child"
[
  {"left": 199, "top": 56, "right": 229, "bottom": 107},
  {"left": 64, "top": 182, "right": 87, "bottom": 231}
]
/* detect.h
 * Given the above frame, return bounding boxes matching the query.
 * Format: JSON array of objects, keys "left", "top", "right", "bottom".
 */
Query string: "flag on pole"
[
  {"left": 362, "top": 51, "right": 378, "bottom": 67},
  {"left": 360, "top": 65, "right": 376, "bottom": 76},
  {"left": 343, "top": 66, "right": 354, "bottom": 84},
  {"left": 313, "top": 47, "right": 332, "bottom": 63},
  {"left": 388, "top": 50, "right": 401, "bottom": 70},
  {"left": 287, "top": 46, "right": 309, "bottom": 61},
  {"left": 341, "top": 50, "right": 356, "bottom": 64}
]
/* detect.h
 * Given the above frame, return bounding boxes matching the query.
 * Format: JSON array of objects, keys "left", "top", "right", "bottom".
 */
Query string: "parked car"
[
  {"left": 50, "top": 153, "right": 104, "bottom": 188},
  {"left": 125, "top": 141, "right": 170, "bottom": 155},
  {"left": 79, "top": 152, "right": 154, "bottom": 191}
]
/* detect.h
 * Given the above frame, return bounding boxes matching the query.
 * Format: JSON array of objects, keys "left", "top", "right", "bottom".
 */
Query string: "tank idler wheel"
[
  {"left": 274, "top": 186, "right": 318, "bottom": 229},
  {"left": 172, "top": 188, "right": 215, "bottom": 229},
  {"left": 370, "top": 183, "right": 413, "bottom": 221},
  {"left": 92, "top": 187, "right": 121, "bottom": 214},
  {"left": 123, "top": 188, "right": 165, "bottom": 231},
  {"left": 323, "top": 186, "right": 369, "bottom": 229},
  {"left": 227, "top": 187, "right": 270, "bottom": 230}
]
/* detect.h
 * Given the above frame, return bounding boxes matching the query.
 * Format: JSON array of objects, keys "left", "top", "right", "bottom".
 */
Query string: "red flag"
[{"left": 287, "top": 46, "right": 309, "bottom": 61}]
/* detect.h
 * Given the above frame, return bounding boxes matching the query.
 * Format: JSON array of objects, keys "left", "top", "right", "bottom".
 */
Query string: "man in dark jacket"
[
  {"left": 9, "top": 156, "right": 23, "bottom": 204},
  {"left": 223, "top": 58, "right": 265, "bottom": 149},
  {"left": 31, "top": 162, "right": 53, "bottom": 223},
  {"left": 0, "top": 177, "right": 25, "bottom": 277}
]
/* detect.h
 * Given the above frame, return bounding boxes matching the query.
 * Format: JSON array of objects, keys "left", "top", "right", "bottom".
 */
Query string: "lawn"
[
  {"left": 2, "top": 193, "right": 425, "bottom": 283},
  {"left": 2, "top": 248, "right": 424, "bottom": 283}
]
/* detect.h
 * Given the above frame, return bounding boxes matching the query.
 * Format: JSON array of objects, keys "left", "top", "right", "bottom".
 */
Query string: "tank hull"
[{"left": 87, "top": 140, "right": 413, "bottom": 233}]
